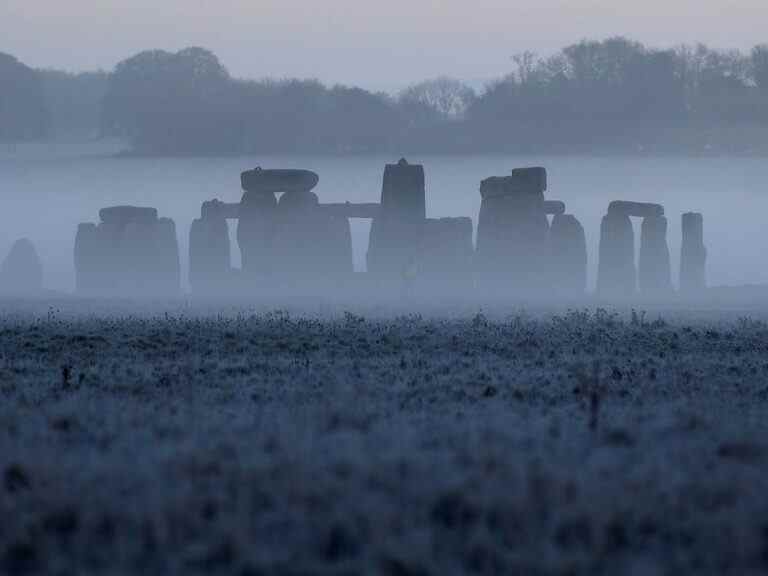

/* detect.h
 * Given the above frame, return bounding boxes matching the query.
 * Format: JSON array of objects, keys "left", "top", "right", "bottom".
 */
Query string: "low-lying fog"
[{"left": 1, "top": 150, "right": 765, "bottom": 294}]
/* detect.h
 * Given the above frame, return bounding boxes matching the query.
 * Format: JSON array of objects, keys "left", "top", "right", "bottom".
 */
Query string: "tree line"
[{"left": 3, "top": 37, "right": 768, "bottom": 154}]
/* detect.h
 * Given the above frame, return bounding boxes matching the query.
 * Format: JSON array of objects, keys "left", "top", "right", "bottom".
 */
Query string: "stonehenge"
[
  {"left": 75, "top": 206, "right": 180, "bottom": 297},
  {"left": 0, "top": 238, "right": 43, "bottom": 295},
  {"left": 680, "top": 212, "right": 706, "bottom": 293},
  {"left": 59, "top": 161, "right": 709, "bottom": 302},
  {"left": 598, "top": 201, "right": 671, "bottom": 297}
]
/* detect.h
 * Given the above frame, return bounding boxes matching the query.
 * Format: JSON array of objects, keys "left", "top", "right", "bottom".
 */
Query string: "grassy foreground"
[{"left": 2, "top": 306, "right": 768, "bottom": 574}]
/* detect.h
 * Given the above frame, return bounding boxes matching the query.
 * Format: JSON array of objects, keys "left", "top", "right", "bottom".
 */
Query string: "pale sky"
[{"left": 2, "top": 0, "right": 767, "bottom": 91}]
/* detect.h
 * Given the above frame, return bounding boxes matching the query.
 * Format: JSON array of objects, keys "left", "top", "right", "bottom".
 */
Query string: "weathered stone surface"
[
  {"left": 597, "top": 212, "right": 636, "bottom": 296},
  {"left": 76, "top": 206, "right": 180, "bottom": 297},
  {"left": 638, "top": 215, "right": 672, "bottom": 296},
  {"left": 607, "top": 201, "right": 664, "bottom": 219},
  {"left": 367, "top": 159, "right": 426, "bottom": 279},
  {"left": 236, "top": 192, "right": 278, "bottom": 278},
  {"left": 680, "top": 212, "right": 706, "bottom": 293},
  {"left": 0, "top": 239, "right": 42, "bottom": 295},
  {"left": 278, "top": 190, "right": 319, "bottom": 210},
  {"left": 189, "top": 216, "right": 230, "bottom": 294},
  {"left": 415, "top": 217, "right": 474, "bottom": 291},
  {"left": 475, "top": 174, "right": 548, "bottom": 293},
  {"left": 234, "top": 171, "right": 354, "bottom": 288},
  {"left": 202, "top": 199, "right": 240, "bottom": 220},
  {"left": 240, "top": 168, "right": 319, "bottom": 194},
  {"left": 99, "top": 206, "right": 158, "bottom": 228},
  {"left": 122, "top": 218, "right": 157, "bottom": 293},
  {"left": 543, "top": 200, "right": 566, "bottom": 215},
  {"left": 154, "top": 218, "right": 181, "bottom": 294},
  {"left": 510, "top": 166, "right": 547, "bottom": 192},
  {"left": 480, "top": 168, "right": 547, "bottom": 200},
  {"left": 548, "top": 214, "right": 587, "bottom": 295},
  {"left": 379, "top": 159, "right": 426, "bottom": 219},
  {"left": 271, "top": 206, "right": 353, "bottom": 281},
  {"left": 74, "top": 223, "right": 100, "bottom": 294}
]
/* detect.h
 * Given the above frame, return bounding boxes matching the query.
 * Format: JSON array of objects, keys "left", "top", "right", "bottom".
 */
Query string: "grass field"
[{"left": 2, "top": 302, "right": 768, "bottom": 574}]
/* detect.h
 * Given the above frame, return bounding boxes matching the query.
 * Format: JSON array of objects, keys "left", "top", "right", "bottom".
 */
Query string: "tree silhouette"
[
  {"left": 399, "top": 77, "right": 476, "bottom": 120},
  {"left": 4, "top": 37, "right": 768, "bottom": 154},
  {"left": 0, "top": 52, "right": 49, "bottom": 142}
]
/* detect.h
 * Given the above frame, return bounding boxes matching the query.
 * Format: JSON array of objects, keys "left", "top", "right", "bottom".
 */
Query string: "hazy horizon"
[{"left": 3, "top": 0, "right": 768, "bottom": 91}]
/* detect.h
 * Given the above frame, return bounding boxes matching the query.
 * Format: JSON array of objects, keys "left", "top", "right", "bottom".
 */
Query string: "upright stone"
[
  {"left": 415, "top": 217, "right": 474, "bottom": 293},
  {"left": 189, "top": 200, "right": 231, "bottom": 294},
  {"left": 122, "top": 218, "right": 157, "bottom": 295},
  {"left": 74, "top": 206, "right": 180, "bottom": 297},
  {"left": 153, "top": 217, "right": 181, "bottom": 295},
  {"left": 237, "top": 189, "right": 278, "bottom": 278},
  {"left": 597, "top": 211, "right": 636, "bottom": 296},
  {"left": 367, "top": 159, "right": 426, "bottom": 281},
  {"left": 475, "top": 167, "right": 549, "bottom": 293},
  {"left": 321, "top": 214, "right": 353, "bottom": 277},
  {"left": 548, "top": 214, "right": 587, "bottom": 295},
  {"left": 638, "top": 215, "right": 672, "bottom": 296},
  {"left": 74, "top": 223, "right": 100, "bottom": 294},
  {"left": 238, "top": 167, "right": 319, "bottom": 279},
  {"left": 0, "top": 239, "right": 43, "bottom": 295},
  {"left": 274, "top": 190, "right": 319, "bottom": 278},
  {"left": 680, "top": 212, "right": 706, "bottom": 293}
]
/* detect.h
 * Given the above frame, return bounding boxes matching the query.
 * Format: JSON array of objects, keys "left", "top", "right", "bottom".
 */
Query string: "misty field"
[{"left": 2, "top": 303, "right": 768, "bottom": 575}]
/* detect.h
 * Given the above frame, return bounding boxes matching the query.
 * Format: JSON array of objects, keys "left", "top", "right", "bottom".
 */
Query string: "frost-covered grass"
[{"left": 2, "top": 303, "right": 768, "bottom": 574}]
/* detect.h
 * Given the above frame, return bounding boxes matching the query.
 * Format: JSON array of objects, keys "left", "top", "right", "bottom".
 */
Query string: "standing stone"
[
  {"left": 97, "top": 206, "right": 158, "bottom": 292},
  {"left": 189, "top": 203, "right": 231, "bottom": 294},
  {"left": 74, "top": 223, "right": 100, "bottom": 294},
  {"left": 74, "top": 206, "right": 181, "bottom": 297},
  {"left": 0, "top": 239, "right": 43, "bottom": 295},
  {"left": 236, "top": 167, "right": 351, "bottom": 289},
  {"left": 237, "top": 190, "right": 278, "bottom": 278},
  {"left": 322, "top": 215, "right": 353, "bottom": 277},
  {"left": 153, "top": 217, "right": 181, "bottom": 295},
  {"left": 475, "top": 168, "right": 549, "bottom": 294},
  {"left": 261, "top": 190, "right": 353, "bottom": 289},
  {"left": 415, "top": 217, "right": 474, "bottom": 294},
  {"left": 638, "top": 215, "right": 672, "bottom": 296},
  {"left": 548, "top": 214, "right": 587, "bottom": 295},
  {"left": 123, "top": 218, "right": 158, "bottom": 296},
  {"left": 680, "top": 212, "right": 706, "bottom": 293},
  {"left": 367, "top": 159, "right": 426, "bottom": 281},
  {"left": 597, "top": 212, "right": 636, "bottom": 296}
]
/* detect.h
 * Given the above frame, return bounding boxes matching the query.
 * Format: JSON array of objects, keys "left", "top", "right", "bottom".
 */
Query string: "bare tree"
[
  {"left": 399, "top": 77, "right": 476, "bottom": 120},
  {"left": 512, "top": 51, "right": 539, "bottom": 85}
]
